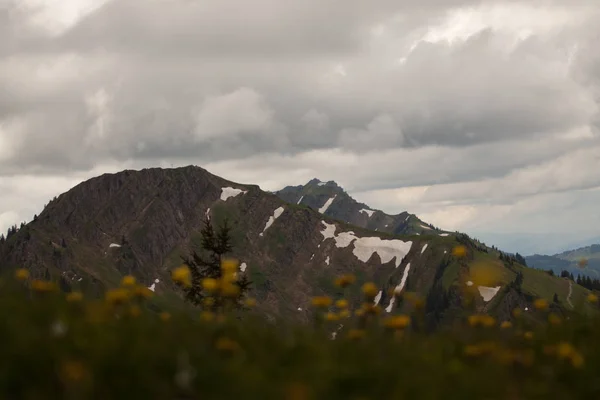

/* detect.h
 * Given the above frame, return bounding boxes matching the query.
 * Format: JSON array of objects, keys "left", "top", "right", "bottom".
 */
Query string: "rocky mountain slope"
[
  {"left": 0, "top": 166, "right": 594, "bottom": 325},
  {"left": 527, "top": 244, "right": 600, "bottom": 278},
  {"left": 276, "top": 179, "right": 447, "bottom": 236}
]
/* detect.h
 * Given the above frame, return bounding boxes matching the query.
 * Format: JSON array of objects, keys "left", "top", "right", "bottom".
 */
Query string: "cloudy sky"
[{"left": 1, "top": 0, "right": 599, "bottom": 255}]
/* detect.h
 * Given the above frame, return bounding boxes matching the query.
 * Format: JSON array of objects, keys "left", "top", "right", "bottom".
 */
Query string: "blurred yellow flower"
[
  {"left": 512, "top": 308, "right": 523, "bottom": 319},
  {"left": 31, "top": 280, "right": 57, "bottom": 293},
  {"left": 105, "top": 288, "right": 129, "bottom": 305},
  {"left": 15, "top": 268, "right": 29, "bottom": 281},
  {"left": 338, "top": 309, "right": 350, "bottom": 319},
  {"left": 548, "top": 313, "right": 562, "bottom": 325},
  {"left": 172, "top": 265, "right": 191, "bottom": 287},
  {"left": 203, "top": 297, "right": 215, "bottom": 307},
  {"left": 384, "top": 315, "right": 411, "bottom": 330},
  {"left": 325, "top": 312, "right": 339, "bottom": 322},
  {"left": 334, "top": 274, "right": 356, "bottom": 288},
  {"left": 468, "top": 315, "right": 495, "bottom": 328},
  {"left": 221, "top": 258, "right": 238, "bottom": 273},
  {"left": 335, "top": 299, "right": 349, "bottom": 309},
  {"left": 523, "top": 331, "right": 534, "bottom": 340},
  {"left": 215, "top": 337, "right": 240, "bottom": 352},
  {"left": 347, "top": 329, "right": 366, "bottom": 340},
  {"left": 577, "top": 258, "right": 588, "bottom": 268},
  {"left": 452, "top": 245, "right": 467, "bottom": 258},
  {"left": 533, "top": 298, "right": 549, "bottom": 311},
  {"left": 202, "top": 278, "right": 219, "bottom": 293},
  {"left": 132, "top": 285, "right": 153, "bottom": 299},
  {"left": 244, "top": 297, "right": 257, "bottom": 308},
  {"left": 61, "top": 360, "right": 87, "bottom": 383},
  {"left": 66, "top": 292, "right": 83, "bottom": 302},
  {"left": 586, "top": 293, "right": 598, "bottom": 304},
  {"left": 469, "top": 262, "right": 501, "bottom": 287},
  {"left": 221, "top": 283, "right": 241, "bottom": 298},
  {"left": 129, "top": 305, "right": 141, "bottom": 317},
  {"left": 362, "top": 282, "right": 378, "bottom": 299},
  {"left": 121, "top": 275, "right": 136, "bottom": 287},
  {"left": 200, "top": 311, "right": 215, "bottom": 322},
  {"left": 311, "top": 296, "right": 332, "bottom": 308},
  {"left": 159, "top": 312, "right": 171, "bottom": 322},
  {"left": 500, "top": 321, "right": 512, "bottom": 329}
]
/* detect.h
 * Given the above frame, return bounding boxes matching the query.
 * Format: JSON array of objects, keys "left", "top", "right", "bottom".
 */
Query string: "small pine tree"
[
  {"left": 553, "top": 293, "right": 559, "bottom": 303},
  {"left": 180, "top": 217, "right": 251, "bottom": 310}
]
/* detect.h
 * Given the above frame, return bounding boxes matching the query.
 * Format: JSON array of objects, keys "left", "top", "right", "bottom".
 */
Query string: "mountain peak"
[{"left": 306, "top": 178, "right": 340, "bottom": 188}]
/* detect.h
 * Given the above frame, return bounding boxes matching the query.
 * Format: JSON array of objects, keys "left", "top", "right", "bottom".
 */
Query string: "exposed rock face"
[{"left": 0, "top": 166, "right": 590, "bottom": 325}]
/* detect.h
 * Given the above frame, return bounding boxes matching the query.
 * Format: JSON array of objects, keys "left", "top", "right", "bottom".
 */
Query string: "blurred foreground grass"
[{"left": 2, "top": 264, "right": 600, "bottom": 400}]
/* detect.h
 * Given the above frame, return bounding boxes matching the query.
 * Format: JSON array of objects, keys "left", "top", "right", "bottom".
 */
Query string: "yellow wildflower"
[
  {"left": 578, "top": 258, "right": 588, "bottom": 268},
  {"left": 523, "top": 331, "right": 534, "bottom": 340},
  {"left": 221, "top": 258, "right": 238, "bottom": 273},
  {"left": 129, "top": 305, "right": 141, "bottom": 317},
  {"left": 500, "top": 321, "right": 512, "bottom": 329},
  {"left": 244, "top": 297, "right": 257, "bottom": 307},
  {"left": 571, "top": 352, "right": 585, "bottom": 368},
  {"left": 221, "top": 283, "right": 241, "bottom": 298},
  {"left": 548, "top": 313, "right": 562, "bottom": 325},
  {"left": 203, "top": 297, "right": 215, "bottom": 307},
  {"left": 121, "top": 275, "right": 136, "bottom": 287},
  {"left": 15, "top": 268, "right": 30, "bottom": 281},
  {"left": 464, "top": 345, "right": 483, "bottom": 357},
  {"left": 384, "top": 315, "right": 411, "bottom": 330},
  {"left": 66, "top": 292, "right": 83, "bottom": 302},
  {"left": 452, "top": 245, "right": 467, "bottom": 258},
  {"left": 338, "top": 309, "right": 350, "bottom": 319},
  {"left": 30, "top": 280, "right": 57, "bottom": 293},
  {"left": 215, "top": 337, "right": 240, "bottom": 352},
  {"left": 172, "top": 265, "right": 191, "bottom": 287},
  {"left": 468, "top": 315, "right": 495, "bottom": 328},
  {"left": 362, "top": 282, "right": 378, "bottom": 299},
  {"left": 364, "top": 304, "right": 383, "bottom": 315},
  {"left": 533, "top": 298, "right": 549, "bottom": 311},
  {"left": 105, "top": 288, "right": 129, "bottom": 305},
  {"left": 202, "top": 278, "right": 219, "bottom": 293},
  {"left": 325, "top": 312, "right": 339, "bottom": 322},
  {"left": 347, "top": 329, "right": 366, "bottom": 340},
  {"left": 334, "top": 274, "right": 356, "bottom": 288},
  {"left": 60, "top": 360, "right": 87, "bottom": 383},
  {"left": 200, "top": 311, "right": 215, "bottom": 322},
  {"left": 335, "top": 299, "right": 349, "bottom": 309},
  {"left": 355, "top": 309, "right": 365, "bottom": 317},
  {"left": 132, "top": 285, "right": 153, "bottom": 299},
  {"left": 586, "top": 293, "right": 598, "bottom": 304},
  {"left": 311, "top": 296, "right": 332, "bottom": 308},
  {"left": 159, "top": 312, "right": 171, "bottom": 322},
  {"left": 512, "top": 308, "right": 522, "bottom": 319}
]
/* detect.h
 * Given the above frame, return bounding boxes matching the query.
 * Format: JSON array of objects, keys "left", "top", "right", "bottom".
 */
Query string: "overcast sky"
[{"left": 1, "top": 0, "right": 599, "bottom": 255}]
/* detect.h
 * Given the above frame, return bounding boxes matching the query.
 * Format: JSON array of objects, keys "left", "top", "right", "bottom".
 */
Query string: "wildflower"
[
  {"left": 500, "top": 321, "right": 512, "bottom": 329},
  {"left": 548, "top": 313, "right": 562, "bottom": 325},
  {"left": 338, "top": 309, "right": 350, "bottom": 319},
  {"left": 15, "top": 268, "right": 30, "bottom": 281},
  {"left": 355, "top": 309, "right": 366, "bottom": 317},
  {"left": 325, "top": 312, "right": 339, "bottom": 322},
  {"left": 215, "top": 337, "right": 240, "bottom": 352},
  {"left": 533, "top": 298, "right": 549, "bottom": 311},
  {"left": 172, "top": 265, "right": 191, "bottom": 287},
  {"left": 347, "top": 329, "right": 366, "bottom": 340},
  {"left": 105, "top": 288, "right": 129, "bottom": 305},
  {"left": 556, "top": 342, "right": 584, "bottom": 368},
  {"left": 512, "top": 308, "right": 523, "bottom": 319},
  {"left": 335, "top": 299, "right": 349, "bottom": 309},
  {"left": 334, "top": 274, "right": 356, "bottom": 288},
  {"left": 364, "top": 304, "right": 383, "bottom": 315},
  {"left": 221, "top": 283, "right": 241, "bottom": 298},
  {"left": 61, "top": 360, "right": 87, "bottom": 383},
  {"left": 30, "top": 279, "right": 57, "bottom": 293},
  {"left": 66, "top": 291, "right": 83, "bottom": 302},
  {"left": 586, "top": 293, "right": 598, "bottom": 304},
  {"left": 221, "top": 258, "right": 238, "bottom": 273},
  {"left": 452, "top": 245, "right": 467, "bottom": 258},
  {"left": 469, "top": 262, "right": 501, "bottom": 287},
  {"left": 384, "top": 315, "right": 411, "bottom": 330},
  {"left": 362, "top": 282, "right": 378, "bottom": 299},
  {"left": 311, "top": 296, "right": 332, "bottom": 308},
  {"left": 132, "top": 285, "right": 153, "bottom": 299},
  {"left": 121, "top": 275, "right": 136, "bottom": 287},
  {"left": 464, "top": 345, "right": 483, "bottom": 357},
  {"left": 468, "top": 315, "right": 495, "bottom": 328},
  {"left": 129, "top": 305, "right": 141, "bottom": 317},
  {"left": 244, "top": 297, "right": 257, "bottom": 308},
  {"left": 201, "top": 278, "right": 219, "bottom": 293},
  {"left": 523, "top": 331, "right": 534, "bottom": 340},
  {"left": 160, "top": 312, "right": 171, "bottom": 322},
  {"left": 203, "top": 297, "right": 215, "bottom": 307},
  {"left": 200, "top": 311, "right": 215, "bottom": 322}
]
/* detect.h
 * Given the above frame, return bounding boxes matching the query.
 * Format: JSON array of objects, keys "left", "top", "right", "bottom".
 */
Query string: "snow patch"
[
  {"left": 320, "top": 221, "right": 412, "bottom": 268},
  {"left": 420, "top": 224, "right": 432, "bottom": 230},
  {"left": 405, "top": 215, "right": 410, "bottom": 221},
  {"left": 318, "top": 182, "right": 326, "bottom": 186},
  {"left": 440, "top": 233, "right": 449, "bottom": 237},
  {"left": 310, "top": 254, "right": 314, "bottom": 260},
  {"left": 240, "top": 262, "right": 247, "bottom": 272},
  {"left": 297, "top": 307, "right": 302, "bottom": 311},
  {"left": 421, "top": 244, "right": 428, "bottom": 254},
  {"left": 325, "top": 256, "right": 330, "bottom": 265},
  {"left": 385, "top": 297, "right": 395, "bottom": 313},
  {"left": 466, "top": 280, "right": 473, "bottom": 287},
  {"left": 109, "top": 243, "right": 121, "bottom": 248},
  {"left": 395, "top": 263, "right": 411, "bottom": 294},
  {"left": 360, "top": 209, "right": 375, "bottom": 218},
  {"left": 297, "top": 196, "right": 304, "bottom": 204},
  {"left": 220, "top": 187, "right": 247, "bottom": 201},
  {"left": 318, "top": 195, "right": 336, "bottom": 213},
  {"left": 374, "top": 290, "right": 382, "bottom": 305},
  {"left": 148, "top": 278, "right": 160, "bottom": 292},
  {"left": 260, "top": 207, "right": 285, "bottom": 236},
  {"left": 205, "top": 208, "right": 211, "bottom": 220},
  {"left": 478, "top": 286, "right": 501, "bottom": 302}
]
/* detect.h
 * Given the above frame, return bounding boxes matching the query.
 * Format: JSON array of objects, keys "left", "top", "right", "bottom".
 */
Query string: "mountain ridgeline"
[
  {"left": 526, "top": 244, "right": 600, "bottom": 279},
  {"left": 0, "top": 166, "right": 595, "bottom": 326}
]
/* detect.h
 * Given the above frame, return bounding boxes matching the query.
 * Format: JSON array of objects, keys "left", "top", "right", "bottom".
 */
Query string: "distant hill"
[{"left": 526, "top": 244, "right": 600, "bottom": 278}]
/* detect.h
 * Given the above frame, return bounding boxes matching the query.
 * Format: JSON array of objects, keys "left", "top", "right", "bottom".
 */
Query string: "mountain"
[
  {"left": 0, "top": 166, "right": 594, "bottom": 326},
  {"left": 526, "top": 244, "right": 600, "bottom": 278},
  {"left": 276, "top": 178, "right": 448, "bottom": 236}
]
